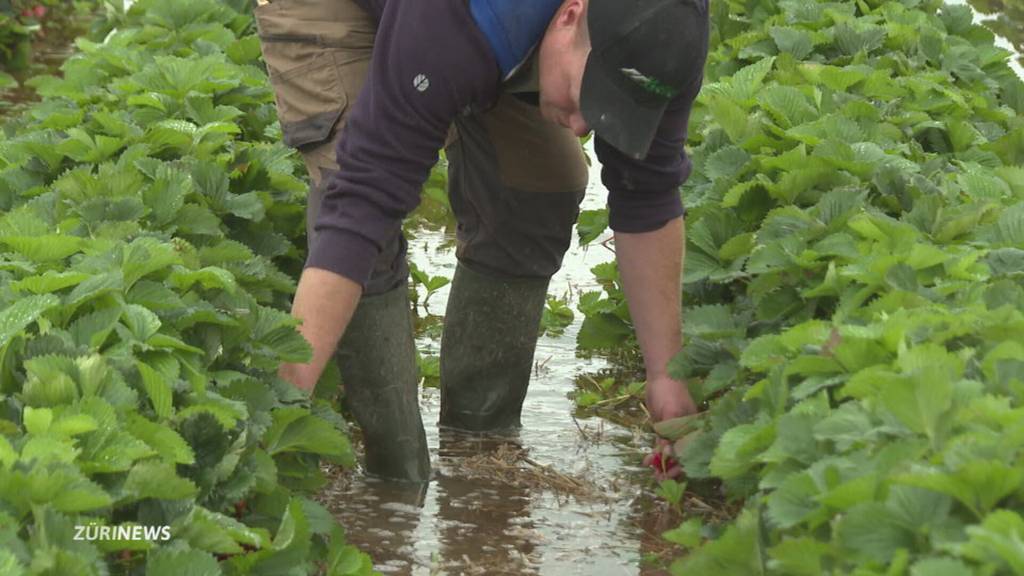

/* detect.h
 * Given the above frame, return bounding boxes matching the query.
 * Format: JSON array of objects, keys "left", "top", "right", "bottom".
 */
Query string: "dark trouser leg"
[
  {"left": 256, "top": 0, "right": 428, "bottom": 481},
  {"left": 439, "top": 92, "right": 589, "bottom": 432}
]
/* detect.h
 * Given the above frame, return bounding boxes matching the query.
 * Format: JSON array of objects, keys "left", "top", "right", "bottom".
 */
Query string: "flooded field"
[
  {"left": 315, "top": 142, "right": 706, "bottom": 576},
  {"left": 313, "top": 3, "right": 1024, "bottom": 571}
]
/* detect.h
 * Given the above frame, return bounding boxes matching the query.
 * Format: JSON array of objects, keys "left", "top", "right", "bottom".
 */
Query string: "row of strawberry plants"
[
  {"left": 669, "top": 0, "right": 1024, "bottom": 572},
  {"left": 575, "top": 0, "right": 1024, "bottom": 573},
  {"left": 0, "top": 0, "right": 374, "bottom": 574}
]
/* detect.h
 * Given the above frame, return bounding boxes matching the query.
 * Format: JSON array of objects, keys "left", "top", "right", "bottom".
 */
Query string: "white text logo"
[{"left": 73, "top": 525, "right": 172, "bottom": 541}]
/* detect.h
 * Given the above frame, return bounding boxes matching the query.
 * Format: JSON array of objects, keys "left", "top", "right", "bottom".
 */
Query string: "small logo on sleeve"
[{"left": 413, "top": 74, "right": 430, "bottom": 92}]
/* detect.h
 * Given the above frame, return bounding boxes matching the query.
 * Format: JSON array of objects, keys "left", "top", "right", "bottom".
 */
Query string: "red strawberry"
[
  {"left": 33, "top": 5, "right": 47, "bottom": 18},
  {"left": 649, "top": 451, "right": 678, "bottom": 472},
  {"left": 234, "top": 499, "right": 247, "bottom": 518}
]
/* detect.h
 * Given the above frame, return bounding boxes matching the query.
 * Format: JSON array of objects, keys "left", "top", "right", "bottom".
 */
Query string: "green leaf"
[
  {"left": 123, "top": 304, "right": 162, "bottom": 342},
  {"left": 0, "top": 72, "right": 17, "bottom": 90},
  {"left": 770, "top": 27, "right": 815, "bottom": 60},
  {"left": 709, "top": 421, "right": 775, "bottom": 479},
  {"left": 169, "top": 266, "right": 238, "bottom": 294},
  {"left": 707, "top": 97, "right": 759, "bottom": 145},
  {"left": 833, "top": 22, "right": 887, "bottom": 56},
  {"left": 127, "top": 92, "right": 168, "bottom": 112},
  {"left": 175, "top": 204, "right": 223, "bottom": 236},
  {"left": 959, "top": 170, "right": 1011, "bottom": 201},
  {"left": 758, "top": 86, "right": 817, "bottom": 129},
  {"left": 225, "top": 192, "right": 265, "bottom": 221},
  {"left": 123, "top": 460, "right": 198, "bottom": 501},
  {"left": 173, "top": 505, "right": 270, "bottom": 555},
  {"left": 996, "top": 203, "right": 1024, "bottom": 246},
  {"left": 192, "top": 160, "right": 229, "bottom": 208},
  {"left": 56, "top": 128, "right": 124, "bottom": 163},
  {"left": 0, "top": 436, "right": 16, "bottom": 470},
  {"left": 264, "top": 407, "right": 351, "bottom": 459},
  {"left": 577, "top": 209, "right": 609, "bottom": 245},
  {"left": 684, "top": 304, "right": 742, "bottom": 340},
  {"left": 897, "top": 461, "right": 1024, "bottom": 518},
  {"left": 22, "top": 355, "right": 79, "bottom": 407},
  {"left": 767, "top": 537, "right": 832, "bottom": 576},
  {"left": 126, "top": 412, "right": 194, "bottom": 461},
  {"left": 141, "top": 164, "right": 190, "bottom": 227},
  {"left": 705, "top": 146, "right": 751, "bottom": 181},
  {"left": 961, "top": 510, "right": 1024, "bottom": 573},
  {"left": 123, "top": 238, "right": 182, "bottom": 289},
  {"left": 49, "top": 413, "right": 98, "bottom": 438},
  {"left": 226, "top": 33, "right": 264, "bottom": 65},
  {"left": 0, "top": 235, "right": 84, "bottom": 262},
  {"left": 577, "top": 313, "right": 632, "bottom": 350},
  {"left": 727, "top": 57, "right": 776, "bottom": 102},
  {"left": 836, "top": 502, "right": 914, "bottom": 561},
  {"left": 880, "top": 346, "right": 955, "bottom": 440},
  {"left": 766, "top": 472, "right": 820, "bottom": 529},
  {"left": 136, "top": 362, "right": 174, "bottom": 420},
  {"left": 0, "top": 294, "right": 59, "bottom": 345},
  {"left": 66, "top": 272, "right": 125, "bottom": 308},
  {"left": 656, "top": 479, "right": 686, "bottom": 506},
  {"left": 23, "top": 406, "right": 53, "bottom": 436},
  {"left": 10, "top": 271, "right": 90, "bottom": 295},
  {"left": 670, "top": 509, "right": 765, "bottom": 576},
  {"left": 740, "top": 335, "right": 789, "bottom": 372},
  {"left": 663, "top": 518, "right": 703, "bottom": 548},
  {"left": 145, "top": 545, "right": 222, "bottom": 576},
  {"left": 813, "top": 403, "right": 874, "bottom": 451},
  {"left": 69, "top": 305, "right": 123, "bottom": 350},
  {"left": 909, "top": 557, "right": 973, "bottom": 576},
  {"left": 273, "top": 498, "right": 311, "bottom": 552}
]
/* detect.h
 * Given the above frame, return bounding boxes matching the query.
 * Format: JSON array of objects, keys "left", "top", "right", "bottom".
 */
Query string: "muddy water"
[{"left": 316, "top": 142, "right": 688, "bottom": 576}]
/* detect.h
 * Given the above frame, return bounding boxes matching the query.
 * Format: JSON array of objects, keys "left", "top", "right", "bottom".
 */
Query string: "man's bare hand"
[
  {"left": 646, "top": 373, "right": 698, "bottom": 421},
  {"left": 644, "top": 374, "right": 698, "bottom": 480}
]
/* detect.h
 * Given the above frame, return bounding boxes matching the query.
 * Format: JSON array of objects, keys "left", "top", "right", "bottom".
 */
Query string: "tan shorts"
[{"left": 254, "top": 0, "right": 588, "bottom": 295}]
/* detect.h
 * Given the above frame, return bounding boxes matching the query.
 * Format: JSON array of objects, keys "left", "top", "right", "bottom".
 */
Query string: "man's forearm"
[
  {"left": 281, "top": 267, "right": 363, "bottom": 393},
  {"left": 614, "top": 216, "right": 685, "bottom": 379}
]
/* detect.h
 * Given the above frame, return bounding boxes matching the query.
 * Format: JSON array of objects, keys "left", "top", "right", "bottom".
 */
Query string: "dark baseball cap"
[{"left": 580, "top": 0, "right": 710, "bottom": 160}]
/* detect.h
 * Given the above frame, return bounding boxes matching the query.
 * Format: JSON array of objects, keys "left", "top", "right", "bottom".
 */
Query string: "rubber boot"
[
  {"left": 439, "top": 262, "right": 550, "bottom": 432},
  {"left": 335, "top": 285, "right": 431, "bottom": 483}
]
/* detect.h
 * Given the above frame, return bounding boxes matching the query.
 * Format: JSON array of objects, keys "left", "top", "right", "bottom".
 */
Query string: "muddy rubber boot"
[
  {"left": 335, "top": 285, "right": 431, "bottom": 483},
  {"left": 439, "top": 262, "right": 550, "bottom": 432}
]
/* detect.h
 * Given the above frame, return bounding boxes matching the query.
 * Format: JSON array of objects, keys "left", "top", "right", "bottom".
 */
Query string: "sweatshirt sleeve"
[
  {"left": 595, "top": 74, "right": 703, "bottom": 233},
  {"left": 305, "top": 0, "right": 499, "bottom": 287}
]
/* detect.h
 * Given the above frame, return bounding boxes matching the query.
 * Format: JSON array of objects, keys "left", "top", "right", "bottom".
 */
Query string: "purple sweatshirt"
[{"left": 308, "top": 0, "right": 702, "bottom": 288}]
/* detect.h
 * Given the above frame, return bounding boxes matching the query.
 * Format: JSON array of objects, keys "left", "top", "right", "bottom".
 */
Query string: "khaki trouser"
[{"left": 254, "top": 0, "right": 588, "bottom": 295}]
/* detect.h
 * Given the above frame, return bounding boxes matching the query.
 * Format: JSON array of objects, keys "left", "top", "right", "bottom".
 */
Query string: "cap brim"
[{"left": 580, "top": 55, "right": 668, "bottom": 160}]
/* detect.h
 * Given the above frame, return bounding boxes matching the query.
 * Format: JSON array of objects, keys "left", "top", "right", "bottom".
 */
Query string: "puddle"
[{"left": 315, "top": 141, "right": 697, "bottom": 576}]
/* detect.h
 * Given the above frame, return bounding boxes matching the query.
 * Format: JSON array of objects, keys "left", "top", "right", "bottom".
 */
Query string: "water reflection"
[
  {"left": 434, "top": 429, "right": 541, "bottom": 575},
  {"left": 318, "top": 475, "right": 428, "bottom": 575}
]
